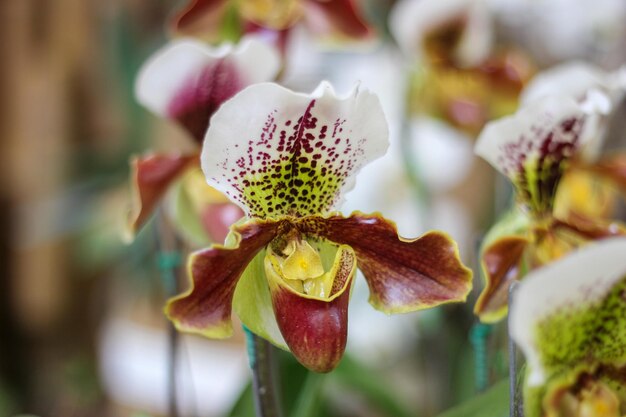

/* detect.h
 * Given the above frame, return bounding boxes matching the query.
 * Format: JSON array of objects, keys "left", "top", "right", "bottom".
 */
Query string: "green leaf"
[
  {"left": 435, "top": 378, "right": 509, "bottom": 417},
  {"left": 227, "top": 381, "right": 256, "bottom": 417},
  {"left": 290, "top": 372, "right": 326, "bottom": 417},
  {"left": 332, "top": 355, "right": 415, "bottom": 417}
]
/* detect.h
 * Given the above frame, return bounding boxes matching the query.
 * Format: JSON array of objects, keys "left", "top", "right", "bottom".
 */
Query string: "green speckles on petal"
[
  {"left": 511, "top": 238, "right": 626, "bottom": 388},
  {"left": 535, "top": 278, "right": 626, "bottom": 376},
  {"left": 475, "top": 96, "right": 592, "bottom": 215},
  {"left": 239, "top": 150, "right": 346, "bottom": 218},
  {"left": 202, "top": 82, "right": 389, "bottom": 218}
]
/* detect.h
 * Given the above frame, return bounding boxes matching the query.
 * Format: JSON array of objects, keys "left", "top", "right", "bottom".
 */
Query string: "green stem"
[
  {"left": 156, "top": 212, "right": 183, "bottom": 417},
  {"left": 243, "top": 327, "right": 283, "bottom": 417}
]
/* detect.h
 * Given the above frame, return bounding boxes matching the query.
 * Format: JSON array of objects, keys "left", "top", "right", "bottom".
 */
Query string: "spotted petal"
[
  {"left": 165, "top": 218, "right": 281, "bottom": 338},
  {"left": 135, "top": 36, "right": 280, "bottom": 143},
  {"left": 296, "top": 212, "right": 473, "bottom": 313},
  {"left": 202, "top": 82, "right": 389, "bottom": 218},
  {"left": 126, "top": 153, "right": 198, "bottom": 240},
  {"left": 510, "top": 238, "right": 626, "bottom": 388},
  {"left": 475, "top": 96, "right": 600, "bottom": 214}
]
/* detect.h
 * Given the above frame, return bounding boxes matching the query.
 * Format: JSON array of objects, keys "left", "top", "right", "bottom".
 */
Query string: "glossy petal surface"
[
  {"left": 127, "top": 154, "right": 197, "bottom": 239},
  {"left": 475, "top": 208, "right": 531, "bottom": 322},
  {"left": 166, "top": 218, "right": 281, "bottom": 338},
  {"left": 475, "top": 96, "right": 594, "bottom": 214},
  {"left": 135, "top": 37, "right": 280, "bottom": 142},
  {"left": 202, "top": 82, "right": 389, "bottom": 217},
  {"left": 296, "top": 212, "right": 473, "bottom": 313},
  {"left": 267, "top": 244, "right": 356, "bottom": 372}
]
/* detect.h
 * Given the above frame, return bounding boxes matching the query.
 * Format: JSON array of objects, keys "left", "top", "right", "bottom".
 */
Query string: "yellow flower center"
[{"left": 265, "top": 238, "right": 337, "bottom": 299}]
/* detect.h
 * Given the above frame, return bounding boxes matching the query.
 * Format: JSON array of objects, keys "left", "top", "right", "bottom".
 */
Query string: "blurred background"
[{"left": 0, "top": 1, "right": 625, "bottom": 416}]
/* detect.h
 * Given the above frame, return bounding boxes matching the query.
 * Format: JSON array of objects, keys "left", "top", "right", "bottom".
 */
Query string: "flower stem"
[
  {"left": 244, "top": 327, "right": 283, "bottom": 417},
  {"left": 508, "top": 281, "right": 524, "bottom": 417},
  {"left": 156, "top": 212, "right": 183, "bottom": 417}
]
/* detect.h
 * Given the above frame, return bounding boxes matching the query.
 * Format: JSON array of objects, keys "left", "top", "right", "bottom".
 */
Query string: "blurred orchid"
[
  {"left": 474, "top": 63, "right": 626, "bottom": 322},
  {"left": 127, "top": 37, "right": 280, "bottom": 244},
  {"left": 165, "top": 82, "right": 473, "bottom": 372},
  {"left": 390, "top": 0, "right": 534, "bottom": 136},
  {"left": 169, "top": 0, "right": 373, "bottom": 52},
  {"left": 511, "top": 238, "right": 626, "bottom": 417}
]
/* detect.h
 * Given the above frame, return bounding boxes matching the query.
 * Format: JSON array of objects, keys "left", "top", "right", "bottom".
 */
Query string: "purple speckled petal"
[
  {"left": 475, "top": 96, "right": 598, "bottom": 214},
  {"left": 201, "top": 82, "right": 389, "bottom": 218}
]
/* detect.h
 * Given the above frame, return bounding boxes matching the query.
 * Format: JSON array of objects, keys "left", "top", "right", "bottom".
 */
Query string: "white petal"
[
  {"left": 389, "top": 0, "right": 492, "bottom": 66},
  {"left": 201, "top": 81, "right": 389, "bottom": 217},
  {"left": 510, "top": 238, "right": 626, "bottom": 386},
  {"left": 475, "top": 95, "right": 593, "bottom": 178},
  {"left": 521, "top": 61, "right": 626, "bottom": 113},
  {"left": 135, "top": 36, "right": 280, "bottom": 118}
]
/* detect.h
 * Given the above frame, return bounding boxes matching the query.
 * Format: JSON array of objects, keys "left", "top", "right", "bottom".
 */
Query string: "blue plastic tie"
[
  {"left": 470, "top": 323, "right": 492, "bottom": 392},
  {"left": 157, "top": 251, "right": 182, "bottom": 294},
  {"left": 242, "top": 325, "right": 257, "bottom": 368}
]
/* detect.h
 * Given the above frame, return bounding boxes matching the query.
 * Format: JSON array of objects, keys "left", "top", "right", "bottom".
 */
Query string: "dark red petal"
[
  {"left": 166, "top": 219, "right": 281, "bottom": 337},
  {"left": 552, "top": 215, "right": 626, "bottom": 240},
  {"left": 269, "top": 246, "right": 355, "bottom": 372},
  {"left": 127, "top": 153, "right": 197, "bottom": 238},
  {"left": 298, "top": 213, "right": 473, "bottom": 313},
  {"left": 169, "top": 0, "right": 228, "bottom": 38},
  {"left": 474, "top": 236, "right": 528, "bottom": 322},
  {"left": 167, "top": 58, "right": 245, "bottom": 144},
  {"left": 307, "top": 0, "right": 373, "bottom": 40}
]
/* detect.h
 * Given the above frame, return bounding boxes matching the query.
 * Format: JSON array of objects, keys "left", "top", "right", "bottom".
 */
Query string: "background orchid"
[
  {"left": 510, "top": 238, "right": 626, "bottom": 417},
  {"left": 166, "top": 81, "right": 473, "bottom": 372},
  {"left": 169, "top": 0, "right": 373, "bottom": 53},
  {"left": 390, "top": 0, "right": 534, "bottom": 136},
  {"left": 474, "top": 65, "right": 626, "bottom": 322},
  {"left": 128, "top": 36, "right": 279, "bottom": 244}
]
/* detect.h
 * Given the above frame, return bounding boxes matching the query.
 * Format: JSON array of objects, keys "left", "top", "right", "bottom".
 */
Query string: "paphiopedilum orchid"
[
  {"left": 127, "top": 36, "right": 280, "bottom": 244},
  {"left": 389, "top": 0, "right": 534, "bottom": 135},
  {"left": 510, "top": 238, "right": 626, "bottom": 417},
  {"left": 169, "top": 0, "right": 373, "bottom": 52},
  {"left": 165, "top": 81, "right": 473, "bottom": 372},
  {"left": 474, "top": 67, "right": 626, "bottom": 322}
]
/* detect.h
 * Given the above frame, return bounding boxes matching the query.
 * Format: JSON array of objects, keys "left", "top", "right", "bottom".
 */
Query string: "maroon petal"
[
  {"left": 267, "top": 245, "right": 356, "bottom": 372},
  {"left": 306, "top": 0, "right": 373, "bottom": 41},
  {"left": 298, "top": 212, "right": 473, "bottom": 313},
  {"left": 166, "top": 219, "right": 281, "bottom": 337},
  {"left": 474, "top": 236, "right": 528, "bottom": 322},
  {"left": 167, "top": 58, "right": 245, "bottom": 143},
  {"left": 170, "top": 0, "right": 229, "bottom": 38},
  {"left": 127, "top": 153, "right": 197, "bottom": 238}
]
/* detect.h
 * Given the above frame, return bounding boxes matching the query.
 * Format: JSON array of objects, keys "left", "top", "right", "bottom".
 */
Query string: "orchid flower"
[
  {"left": 474, "top": 65, "right": 626, "bottom": 322},
  {"left": 169, "top": 0, "right": 373, "bottom": 51},
  {"left": 165, "top": 82, "right": 473, "bottom": 372},
  {"left": 127, "top": 37, "right": 280, "bottom": 244},
  {"left": 389, "top": 0, "right": 534, "bottom": 135},
  {"left": 510, "top": 238, "right": 626, "bottom": 417}
]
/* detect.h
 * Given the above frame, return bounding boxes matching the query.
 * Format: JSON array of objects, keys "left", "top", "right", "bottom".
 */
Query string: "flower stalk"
[{"left": 244, "top": 327, "right": 283, "bottom": 417}]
